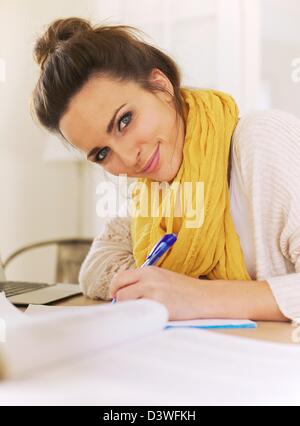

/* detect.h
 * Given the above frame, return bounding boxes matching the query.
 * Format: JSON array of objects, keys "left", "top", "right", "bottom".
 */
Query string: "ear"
[{"left": 149, "top": 68, "right": 174, "bottom": 99}]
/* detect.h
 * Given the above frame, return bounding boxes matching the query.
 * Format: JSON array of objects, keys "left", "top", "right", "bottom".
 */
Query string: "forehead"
[{"left": 59, "top": 76, "right": 142, "bottom": 151}]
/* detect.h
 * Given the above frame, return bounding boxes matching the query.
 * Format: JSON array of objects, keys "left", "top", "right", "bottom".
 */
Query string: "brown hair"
[{"left": 31, "top": 17, "right": 185, "bottom": 140}]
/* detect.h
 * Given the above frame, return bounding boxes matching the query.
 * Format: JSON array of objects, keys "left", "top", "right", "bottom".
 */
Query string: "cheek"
[
  {"left": 103, "top": 153, "right": 136, "bottom": 175},
  {"left": 103, "top": 164, "right": 114, "bottom": 175},
  {"left": 103, "top": 160, "right": 124, "bottom": 175},
  {"left": 136, "top": 112, "right": 162, "bottom": 141}
]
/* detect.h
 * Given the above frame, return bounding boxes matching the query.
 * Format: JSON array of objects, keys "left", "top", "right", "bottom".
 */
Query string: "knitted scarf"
[{"left": 130, "top": 88, "right": 251, "bottom": 280}]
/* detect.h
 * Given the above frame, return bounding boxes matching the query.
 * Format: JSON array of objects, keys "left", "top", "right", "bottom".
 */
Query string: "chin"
[{"left": 155, "top": 170, "right": 177, "bottom": 183}]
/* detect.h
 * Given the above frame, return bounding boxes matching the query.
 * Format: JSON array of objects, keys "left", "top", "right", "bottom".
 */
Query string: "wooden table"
[{"left": 53, "top": 294, "right": 299, "bottom": 345}]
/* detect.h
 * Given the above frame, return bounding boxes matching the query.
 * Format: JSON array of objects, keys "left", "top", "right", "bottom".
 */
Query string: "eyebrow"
[{"left": 87, "top": 103, "right": 127, "bottom": 159}]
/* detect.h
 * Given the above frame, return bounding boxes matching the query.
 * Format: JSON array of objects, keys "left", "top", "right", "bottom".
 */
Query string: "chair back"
[{"left": 3, "top": 239, "right": 93, "bottom": 284}]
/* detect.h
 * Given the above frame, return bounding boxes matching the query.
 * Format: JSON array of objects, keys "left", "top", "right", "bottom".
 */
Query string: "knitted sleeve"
[
  {"left": 233, "top": 109, "right": 300, "bottom": 320},
  {"left": 78, "top": 217, "right": 135, "bottom": 300},
  {"left": 267, "top": 223, "right": 300, "bottom": 320}
]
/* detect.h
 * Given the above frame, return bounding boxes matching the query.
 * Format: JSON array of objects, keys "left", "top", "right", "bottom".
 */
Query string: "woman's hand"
[
  {"left": 110, "top": 267, "right": 290, "bottom": 321},
  {"left": 109, "top": 266, "right": 208, "bottom": 320}
]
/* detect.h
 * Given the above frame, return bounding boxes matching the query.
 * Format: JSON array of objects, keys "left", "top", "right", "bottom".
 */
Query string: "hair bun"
[{"left": 34, "top": 17, "right": 92, "bottom": 69}]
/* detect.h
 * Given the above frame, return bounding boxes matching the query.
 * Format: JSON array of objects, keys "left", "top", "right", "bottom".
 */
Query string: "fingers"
[
  {"left": 115, "top": 282, "right": 144, "bottom": 302},
  {"left": 109, "top": 268, "right": 142, "bottom": 298}
]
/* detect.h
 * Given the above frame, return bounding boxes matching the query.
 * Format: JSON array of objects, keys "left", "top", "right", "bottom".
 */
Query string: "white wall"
[
  {"left": 260, "top": 0, "right": 300, "bottom": 117},
  {"left": 95, "top": 0, "right": 261, "bottom": 114},
  {"left": 0, "top": 0, "right": 103, "bottom": 281}
]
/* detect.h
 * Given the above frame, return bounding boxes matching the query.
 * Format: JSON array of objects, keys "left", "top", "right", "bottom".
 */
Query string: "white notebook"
[
  {"left": 0, "top": 293, "right": 256, "bottom": 380},
  {"left": 25, "top": 303, "right": 256, "bottom": 329},
  {"left": 0, "top": 293, "right": 167, "bottom": 380},
  {"left": 1, "top": 293, "right": 300, "bottom": 405}
]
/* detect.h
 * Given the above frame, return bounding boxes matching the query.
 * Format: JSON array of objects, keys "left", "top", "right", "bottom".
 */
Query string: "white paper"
[
  {"left": 2, "top": 296, "right": 300, "bottom": 405},
  {"left": 24, "top": 303, "right": 78, "bottom": 317},
  {"left": 166, "top": 318, "right": 256, "bottom": 329},
  {"left": 0, "top": 299, "right": 168, "bottom": 379},
  {"left": 25, "top": 304, "right": 256, "bottom": 329},
  {"left": 0, "top": 292, "right": 29, "bottom": 325},
  {"left": 0, "top": 325, "right": 300, "bottom": 405}
]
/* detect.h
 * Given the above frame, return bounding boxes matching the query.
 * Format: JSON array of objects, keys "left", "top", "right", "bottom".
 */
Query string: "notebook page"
[
  {"left": 25, "top": 303, "right": 89, "bottom": 316},
  {"left": 1, "top": 326, "right": 300, "bottom": 405},
  {"left": 25, "top": 304, "right": 256, "bottom": 329},
  {"left": 166, "top": 318, "right": 256, "bottom": 329},
  {"left": 0, "top": 292, "right": 28, "bottom": 325},
  {"left": 0, "top": 299, "right": 167, "bottom": 379}
]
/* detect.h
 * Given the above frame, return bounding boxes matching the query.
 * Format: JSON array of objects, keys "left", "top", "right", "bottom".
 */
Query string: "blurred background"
[{"left": 0, "top": 0, "right": 299, "bottom": 283}]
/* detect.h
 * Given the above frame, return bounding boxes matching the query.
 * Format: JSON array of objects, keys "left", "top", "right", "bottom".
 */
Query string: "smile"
[{"left": 140, "top": 144, "right": 160, "bottom": 174}]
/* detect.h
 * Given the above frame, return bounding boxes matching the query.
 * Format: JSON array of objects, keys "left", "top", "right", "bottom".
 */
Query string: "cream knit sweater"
[{"left": 79, "top": 109, "right": 300, "bottom": 321}]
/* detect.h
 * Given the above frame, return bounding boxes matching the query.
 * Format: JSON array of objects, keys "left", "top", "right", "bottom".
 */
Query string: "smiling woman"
[
  {"left": 31, "top": 17, "right": 300, "bottom": 322},
  {"left": 57, "top": 74, "right": 185, "bottom": 182},
  {"left": 31, "top": 17, "right": 186, "bottom": 183}
]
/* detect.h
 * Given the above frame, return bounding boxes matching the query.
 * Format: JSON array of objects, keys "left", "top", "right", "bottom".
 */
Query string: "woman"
[{"left": 32, "top": 17, "right": 300, "bottom": 321}]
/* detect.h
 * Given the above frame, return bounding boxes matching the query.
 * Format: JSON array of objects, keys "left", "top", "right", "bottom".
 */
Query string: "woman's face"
[{"left": 59, "top": 69, "right": 186, "bottom": 182}]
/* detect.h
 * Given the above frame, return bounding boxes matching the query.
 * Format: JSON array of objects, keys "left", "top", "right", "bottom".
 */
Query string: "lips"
[{"left": 140, "top": 144, "right": 160, "bottom": 173}]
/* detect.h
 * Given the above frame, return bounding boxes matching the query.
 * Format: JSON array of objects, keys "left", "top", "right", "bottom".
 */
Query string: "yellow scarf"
[{"left": 130, "top": 88, "right": 250, "bottom": 280}]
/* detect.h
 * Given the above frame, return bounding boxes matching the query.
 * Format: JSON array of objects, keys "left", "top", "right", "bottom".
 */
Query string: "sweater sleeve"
[
  {"left": 78, "top": 217, "right": 135, "bottom": 300},
  {"left": 266, "top": 237, "right": 300, "bottom": 320},
  {"left": 258, "top": 110, "right": 300, "bottom": 321},
  {"left": 233, "top": 109, "right": 300, "bottom": 320}
]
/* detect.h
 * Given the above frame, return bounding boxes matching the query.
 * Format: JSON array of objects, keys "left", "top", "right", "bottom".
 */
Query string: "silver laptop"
[{"left": 0, "top": 256, "right": 81, "bottom": 305}]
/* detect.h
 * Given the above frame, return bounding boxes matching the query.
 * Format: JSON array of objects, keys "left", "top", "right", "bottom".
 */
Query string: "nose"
[{"left": 112, "top": 139, "right": 141, "bottom": 170}]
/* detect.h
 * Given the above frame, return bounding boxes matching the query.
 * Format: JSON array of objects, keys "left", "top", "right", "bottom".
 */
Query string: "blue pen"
[{"left": 111, "top": 233, "right": 177, "bottom": 304}]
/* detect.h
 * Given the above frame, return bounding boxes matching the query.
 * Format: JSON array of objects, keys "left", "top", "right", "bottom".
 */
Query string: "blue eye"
[
  {"left": 95, "top": 146, "right": 110, "bottom": 162},
  {"left": 95, "top": 111, "right": 133, "bottom": 163},
  {"left": 118, "top": 111, "right": 132, "bottom": 131}
]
